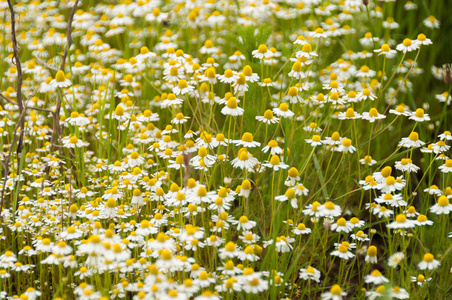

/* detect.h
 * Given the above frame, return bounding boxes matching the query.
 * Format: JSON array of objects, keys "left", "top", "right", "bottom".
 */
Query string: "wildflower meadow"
[{"left": 0, "top": 0, "right": 452, "bottom": 299}]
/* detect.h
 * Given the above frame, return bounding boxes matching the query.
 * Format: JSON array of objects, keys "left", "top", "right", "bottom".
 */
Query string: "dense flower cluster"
[{"left": 0, "top": 0, "right": 450, "bottom": 299}]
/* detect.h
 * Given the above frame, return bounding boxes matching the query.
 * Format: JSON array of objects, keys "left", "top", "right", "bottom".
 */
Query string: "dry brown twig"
[
  {"left": 60, "top": 0, "right": 79, "bottom": 71},
  {"left": 0, "top": 92, "right": 53, "bottom": 113},
  {"left": 1, "top": 0, "right": 79, "bottom": 218},
  {"left": 34, "top": 57, "right": 59, "bottom": 72},
  {"left": 50, "top": 0, "right": 79, "bottom": 153},
  {"left": 0, "top": 0, "right": 26, "bottom": 219},
  {"left": 0, "top": 109, "right": 26, "bottom": 219}
]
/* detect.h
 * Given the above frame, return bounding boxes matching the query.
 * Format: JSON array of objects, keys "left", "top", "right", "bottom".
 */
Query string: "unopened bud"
[{"left": 323, "top": 218, "right": 331, "bottom": 231}]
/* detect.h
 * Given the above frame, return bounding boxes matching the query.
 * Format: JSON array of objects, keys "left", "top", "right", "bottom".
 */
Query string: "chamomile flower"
[
  {"left": 416, "top": 33, "right": 432, "bottom": 46},
  {"left": 305, "top": 135, "right": 323, "bottom": 146},
  {"left": 409, "top": 108, "right": 430, "bottom": 122},
  {"left": 357, "top": 88, "right": 377, "bottom": 101},
  {"left": 365, "top": 270, "right": 389, "bottom": 285},
  {"left": 240, "top": 269, "right": 268, "bottom": 294},
  {"left": 321, "top": 284, "right": 346, "bottom": 300},
  {"left": 395, "top": 158, "right": 420, "bottom": 173},
  {"left": 362, "top": 108, "right": 386, "bottom": 122},
  {"left": 331, "top": 218, "right": 351, "bottom": 233},
  {"left": 356, "top": 65, "right": 376, "bottom": 78},
  {"left": 415, "top": 214, "right": 433, "bottom": 226},
  {"left": 299, "top": 266, "right": 321, "bottom": 282},
  {"left": 387, "top": 214, "right": 415, "bottom": 229},
  {"left": 418, "top": 253, "right": 440, "bottom": 270},
  {"left": 396, "top": 38, "right": 419, "bottom": 53},
  {"left": 374, "top": 44, "right": 397, "bottom": 58},
  {"left": 390, "top": 286, "right": 410, "bottom": 299},
  {"left": 62, "top": 135, "right": 89, "bottom": 148},
  {"left": 50, "top": 70, "right": 72, "bottom": 88},
  {"left": 252, "top": 44, "right": 272, "bottom": 59},
  {"left": 288, "top": 61, "right": 305, "bottom": 79},
  {"left": 336, "top": 138, "right": 356, "bottom": 153},
  {"left": 430, "top": 196, "right": 452, "bottom": 214},
  {"left": 218, "top": 69, "right": 238, "bottom": 83},
  {"left": 360, "top": 155, "right": 377, "bottom": 166},
  {"left": 234, "top": 132, "right": 261, "bottom": 148},
  {"left": 255, "top": 110, "right": 280, "bottom": 124},
  {"left": 263, "top": 155, "right": 289, "bottom": 171},
  {"left": 337, "top": 108, "right": 361, "bottom": 120},
  {"left": 67, "top": 111, "right": 90, "bottom": 126},
  {"left": 351, "top": 231, "right": 370, "bottom": 242},
  {"left": 296, "top": 43, "right": 318, "bottom": 59},
  {"left": 390, "top": 104, "right": 411, "bottom": 116},
  {"left": 231, "top": 149, "right": 259, "bottom": 171},
  {"left": 388, "top": 252, "right": 405, "bottom": 268},
  {"left": 398, "top": 132, "right": 425, "bottom": 148},
  {"left": 411, "top": 274, "right": 432, "bottom": 286},
  {"left": 272, "top": 103, "right": 294, "bottom": 118},
  {"left": 439, "top": 159, "right": 452, "bottom": 173},
  {"left": 423, "top": 16, "right": 440, "bottom": 29},
  {"left": 221, "top": 97, "right": 244, "bottom": 116},
  {"left": 257, "top": 77, "right": 276, "bottom": 88},
  {"left": 319, "top": 201, "right": 342, "bottom": 217},
  {"left": 293, "top": 223, "right": 311, "bottom": 235},
  {"left": 438, "top": 131, "right": 452, "bottom": 141}
]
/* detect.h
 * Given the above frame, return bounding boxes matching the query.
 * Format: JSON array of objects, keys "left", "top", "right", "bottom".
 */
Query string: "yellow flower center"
[
  {"left": 423, "top": 253, "right": 434, "bottom": 262},
  {"left": 55, "top": 70, "right": 66, "bottom": 82},
  {"left": 291, "top": 60, "right": 302, "bottom": 72},
  {"left": 330, "top": 285, "right": 342, "bottom": 295},
  {"left": 279, "top": 103, "right": 289, "bottom": 112},
  {"left": 396, "top": 214, "right": 407, "bottom": 223},
  {"left": 324, "top": 201, "right": 335, "bottom": 210},
  {"left": 386, "top": 176, "right": 396, "bottom": 185},
  {"left": 445, "top": 159, "right": 452, "bottom": 168},
  {"left": 257, "top": 44, "right": 268, "bottom": 53},
  {"left": 161, "top": 250, "right": 172, "bottom": 260},
  {"left": 270, "top": 155, "right": 280, "bottom": 165},
  {"left": 367, "top": 246, "right": 377, "bottom": 256},
  {"left": 243, "top": 65, "right": 253, "bottom": 76},
  {"left": 438, "top": 196, "right": 449, "bottom": 206},
  {"left": 226, "top": 97, "right": 238, "bottom": 109},
  {"left": 381, "top": 44, "right": 390, "bottom": 52},
  {"left": 417, "top": 215, "right": 427, "bottom": 222},
  {"left": 337, "top": 218, "right": 346, "bottom": 226},
  {"left": 345, "top": 108, "right": 355, "bottom": 118},
  {"left": 371, "top": 270, "right": 382, "bottom": 276},
  {"left": 301, "top": 43, "right": 312, "bottom": 52},
  {"left": 342, "top": 138, "right": 352, "bottom": 147},
  {"left": 403, "top": 38, "right": 412, "bottom": 47},
  {"left": 288, "top": 86, "right": 298, "bottom": 96},
  {"left": 369, "top": 108, "right": 379, "bottom": 117},
  {"left": 312, "top": 135, "right": 321, "bottom": 142},
  {"left": 414, "top": 108, "right": 424, "bottom": 118},
  {"left": 242, "top": 132, "right": 253, "bottom": 143},
  {"left": 225, "top": 242, "right": 236, "bottom": 252},
  {"left": 331, "top": 132, "right": 340, "bottom": 141}
]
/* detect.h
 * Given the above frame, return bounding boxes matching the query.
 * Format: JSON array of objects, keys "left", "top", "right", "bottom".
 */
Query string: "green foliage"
[{"left": 226, "top": 24, "right": 273, "bottom": 62}]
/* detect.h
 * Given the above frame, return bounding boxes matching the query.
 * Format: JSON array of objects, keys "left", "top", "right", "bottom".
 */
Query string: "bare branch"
[
  {"left": 50, "top": 0, "right": 79, "bottom": 154},
  {"left": 0, "top": 92, "right": 53, "bottom": 113},
  {"left": 0, "top": 109, "right": 26, "bottom": 220},
  {"left": 34, "top": 57, "right": 59, "bottom": 72},
  {"left": 60, "top": 0, "right": 79, "bottom": 71},
  {"left": 26, "top": 106, "right": 54, "bottom": 113},
  {"left": 0, "top": 92, "right": 16, "bottom": 105},
  {"left": 3, "top": 0, "right": 27, "bottom": 216},
  {"left": 6, "top": 0, "right": 23, "bottom": 112}
]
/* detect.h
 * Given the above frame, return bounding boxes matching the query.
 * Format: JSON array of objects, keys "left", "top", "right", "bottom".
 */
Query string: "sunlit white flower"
[{"left": 299, "top": 266, "right": 321, "bottom": 282}]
